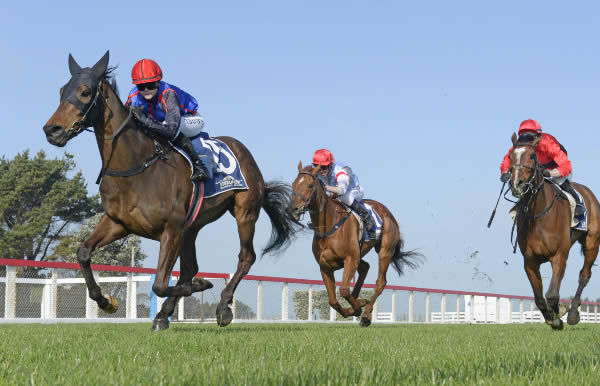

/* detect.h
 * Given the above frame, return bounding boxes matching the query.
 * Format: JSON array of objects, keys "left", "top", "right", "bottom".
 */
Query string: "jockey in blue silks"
[{"left": 125, "top": 58, "right": 209, "bottom": 181}]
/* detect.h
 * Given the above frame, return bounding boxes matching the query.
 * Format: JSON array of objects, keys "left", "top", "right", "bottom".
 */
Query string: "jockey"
[
  {"left": 500, "top": 119, "right": 583, "bottom": 215},
  {"left": 312, "top": 149, "right": 376, "bottom": 237},
  {"left": 125, "top": 59, "right": 209, "bottom": 182}
]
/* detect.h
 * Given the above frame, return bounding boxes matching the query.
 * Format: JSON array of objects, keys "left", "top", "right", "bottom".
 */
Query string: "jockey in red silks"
[
  {"left": 312, "top": 148, "right": 376, "bottom": 237},
  {"left": 125, "top": 59, "right": 209, "bottom": 182},
  {"left": 500, "top": 119, "right": 583, "bottom": 215}
]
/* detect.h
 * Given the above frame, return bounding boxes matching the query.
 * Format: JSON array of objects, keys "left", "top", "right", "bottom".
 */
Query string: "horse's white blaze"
[
  {"left": 299, "top": 177, "right": 304, "bottom": 184},
  {"left": 513, "top": 147, "right": 527, "bottom": 184}
]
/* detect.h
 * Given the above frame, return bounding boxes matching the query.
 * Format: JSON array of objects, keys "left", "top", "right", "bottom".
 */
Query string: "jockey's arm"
[
  {"left": 544, "top": 137, "right": 572, "bottom": 177},
  {"left": 326, "top": 174, "right": 350, "bottom": 195},
  {"left": 139, "top": 91, "right": 182, "bottom": 140},
  {"left": 499, "top": 147, "right": 513, "bottom": 175}
]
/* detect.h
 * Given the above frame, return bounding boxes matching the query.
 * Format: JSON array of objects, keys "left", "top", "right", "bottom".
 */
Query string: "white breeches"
[{"left": 338, "top": 186, "right": 364, "bottom": 206}]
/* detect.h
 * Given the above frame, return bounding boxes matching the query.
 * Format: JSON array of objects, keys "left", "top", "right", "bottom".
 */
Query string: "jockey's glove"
[
  {"left": 500, "top": 172, "right": 510, "bottom": 183},
  {"left": 130, "top": 106, "right": 152, "bottom": 128}
]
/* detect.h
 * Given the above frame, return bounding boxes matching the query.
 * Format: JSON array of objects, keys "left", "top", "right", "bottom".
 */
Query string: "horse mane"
[
  {"left": 101, "top": 65, "right": 120, "bottom": 99},
  {"left": 516, "top": 133, "right": 538, "bottom": 145}
]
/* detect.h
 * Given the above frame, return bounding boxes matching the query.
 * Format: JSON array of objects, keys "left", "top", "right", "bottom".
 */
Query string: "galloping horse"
[
  {"left": 42, "top": 51, "right": 300, "bottom": 331},
  {"left": 508, "top": 133, "right": 600, "bottom": 330},
  {"left": 289, "top": 162, "right": 421, "bottom": 326}
]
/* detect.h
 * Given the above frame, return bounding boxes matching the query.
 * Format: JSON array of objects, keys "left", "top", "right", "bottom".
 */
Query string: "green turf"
[{"left": 0, "top": 322, "right": 599, "bottom": 385}]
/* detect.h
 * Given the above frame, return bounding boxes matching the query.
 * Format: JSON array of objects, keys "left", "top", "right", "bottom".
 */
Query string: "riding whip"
[{"left": 487, "top": 181, "right": 507, "bottom": 228}]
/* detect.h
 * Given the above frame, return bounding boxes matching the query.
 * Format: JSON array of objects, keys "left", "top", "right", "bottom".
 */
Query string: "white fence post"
[
  {"left": 329, "top": 305, "right": 336, "bottom": 321},
  {"left": 373, "top": 299, "right": 379, "bottom": 322},
  {"left": 456, "top": 295, "right": 460, "bottom": 323},
  {"left": 86, "top": 273, "right": 99, "bottom": 319},
  {"left": 519, "top": 299, "right": 524, "bottom": 323},
  {"left": 307, "top": 285, "right": 313, "bottom": 321},
  {"left": 281, "top": 282, "right": 288, "bottom": 321},
  {"left": 530, "top": 300, "right": 534, "bottom": 323},
  {"left": 5, "top": 265, "right": 16, "bottom": 319},
  {"left": 50, "top": 269, "right": 57, "bottom": 319},
  {"left": 469, "top": 295, "right": 474, "bottom": 322},
  {"left": 130, "top": 277, "right": 137, "bottom": 319},
  {"left": 495, "top": 297, "right": 500, "bottom": 323},
  {"left": 441, "top": 293, "right": 446, "bottom": 323},
  {"left": 126, "top": 271, "right": 133, "bottom": 319},
  {"left": 408, "top": 291, "right": 414, "bottom": 322},
  {"left": 257, "top": 281, "right": 263, "bottom": 321},
  {"left": 484, "top": 296, "right": 488, "bottom": 324},
  {"left": 595, "top": 304, "right": 598, "bottom": 323},
  {"left": 425, "top": 293, "right": 430, "bottom": 323},
  {"left": 391, "top": 290, "right": 397, "bottom": 322}
]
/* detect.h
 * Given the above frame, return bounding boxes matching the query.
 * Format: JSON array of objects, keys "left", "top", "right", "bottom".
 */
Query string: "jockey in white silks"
[{"left": 312, "top": 148, "right": 375, "bottom": 237}]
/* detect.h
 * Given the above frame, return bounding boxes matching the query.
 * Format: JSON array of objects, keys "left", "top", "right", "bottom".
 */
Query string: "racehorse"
[
  {"left": 289, "top": 162, "right": 422, "bottom": 326},
  {"left": 507, "top": 133, "right": 600, "bottom": 330},
  {"left": 42, "top": 51, "right": 301, "bottom": 331}
]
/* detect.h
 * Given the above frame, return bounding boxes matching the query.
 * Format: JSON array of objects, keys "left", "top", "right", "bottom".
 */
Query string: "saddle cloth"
[
  {"left": 174, "top": 132, "right": 248, "bottom": 198},
  {"left": 508, "top": 179, "right": 587, "bottom": 231},
  {"left": 347, "top": 202, "right": 383, "bottom": 242}
]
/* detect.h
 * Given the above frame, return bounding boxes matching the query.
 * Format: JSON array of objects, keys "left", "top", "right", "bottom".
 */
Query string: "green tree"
[
  {"left": 51, "top": 213, "right": 148, "bottom": 268},
  {"left": 0, "top": 150, "right": 101, "bottom": 261}
]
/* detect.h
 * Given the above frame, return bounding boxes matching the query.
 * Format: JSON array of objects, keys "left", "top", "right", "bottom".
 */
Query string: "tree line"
[{"left": 0, "top": 150, "right": 147, "bottom": 266}]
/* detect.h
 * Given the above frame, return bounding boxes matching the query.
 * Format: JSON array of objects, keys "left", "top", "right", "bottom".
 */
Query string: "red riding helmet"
[
  {"left": 518, "top": 119, "right": 542, "bottom": 136},
  {"left": 131, "top": 59, "right": 163, "bottom": 84},
  {"left": 313, "top": 149, "right": 335, "bottom": 166}
]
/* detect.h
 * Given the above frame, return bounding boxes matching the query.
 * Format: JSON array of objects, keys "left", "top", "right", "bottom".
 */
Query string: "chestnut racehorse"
[
  {"left": 289, "top": 162, "right": 422, "bottom": 326},
  {"left": 42, "top": 51, "right": 300, "bottom": 331},
  {"left": 508, "top": 133, "right": 600, "bottom": 330}
]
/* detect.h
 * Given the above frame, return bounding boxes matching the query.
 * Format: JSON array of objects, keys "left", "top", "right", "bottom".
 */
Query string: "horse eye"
[
  {"left": 530, "top": 153, "right": 535, "bottom": 159},
  {"left": 81, "top": 90, "right": 91, "bottom": 97},
  {"left": 308, "top": 184, "right": 314, "bottom": 188}
]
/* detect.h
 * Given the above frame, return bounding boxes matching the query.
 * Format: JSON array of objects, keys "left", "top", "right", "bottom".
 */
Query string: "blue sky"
[{"left": 2, "top": 1, "right": 600, "bottom": 297}]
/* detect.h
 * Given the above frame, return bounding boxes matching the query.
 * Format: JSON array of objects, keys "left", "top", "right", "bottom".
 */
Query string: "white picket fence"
[{"left": 1, "top": 259, "right": 599, "bottom": 324}]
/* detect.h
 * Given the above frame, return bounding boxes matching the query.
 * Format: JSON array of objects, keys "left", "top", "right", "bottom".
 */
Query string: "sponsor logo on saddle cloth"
[
  {"left": 349, "top": 202, "right": 383, "bottom": 242},
  {"left": 509, "top": 179, "right": 587, "bottom": 232},
  {"left": 174, "top": 132, "right": 249, "bottom": 198}
]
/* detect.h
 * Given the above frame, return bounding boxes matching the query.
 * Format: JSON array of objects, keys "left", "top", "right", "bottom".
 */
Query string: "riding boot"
[
  {"left": 350, "top": 201, "right": 376, "bottom": 237},
  {"left": 173, "top": 133, "right": 210, "bottom": 182},
  {"left": 560, "top": 180, "right": 585, "bottom": 216}
]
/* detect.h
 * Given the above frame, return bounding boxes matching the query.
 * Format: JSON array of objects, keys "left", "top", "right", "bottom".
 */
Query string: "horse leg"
[
  {"left": 320, "top": 267, "right": 352, "bottom": 318},
  {"left": 155, "top": 235, "right": 213, "bottom": 330},
  {"left": 151, "top": 228, "right": 194, "bottom": 331},
  {"left": 77, "top": 214, "right": 128, "bottom": 313},
  {"left": 568, "top": 238, "right": 599, "bottom": 325},
  {"left": 216, "top": 205, "right": 259, "bottom": 327},
  {"left": 360, "top": 246, "right": 392, "bottom": 327},
  {"left": 523, "top": 261, "right": 556, "bottom": 328},
  {"left": 351, "top": 260, "right": 370, "bottom": 307},
  {"left": 545, "top": 253, "right": 568, "bottom": 330},
  {"left": 337, "top": 251, "right": 363, "bottom": 316}
]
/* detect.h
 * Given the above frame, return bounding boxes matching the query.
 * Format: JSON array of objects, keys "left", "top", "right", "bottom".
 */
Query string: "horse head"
[
  {"left": 289, "top": 161, "right": 322, "bottom": 220},
  {"left": 508, "top": 132, "right": 543, "bottom": 198},
  {"left": 43, "top": 51, "right": 110, "bottom": 147}
]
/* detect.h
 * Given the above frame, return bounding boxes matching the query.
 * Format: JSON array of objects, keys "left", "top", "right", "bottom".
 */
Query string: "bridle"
[
  {"left": 291, "top": 171, "right": 324, "bottom": 215},
  {"left": 507, "top": 142, "right": 561, "bottom": 253},
  {"left": 292, "top": 170, "right": 351, "bottom": 238}
]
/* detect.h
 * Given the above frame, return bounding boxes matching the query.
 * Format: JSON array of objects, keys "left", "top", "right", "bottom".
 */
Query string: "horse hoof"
[
  {"left": 551, "top": 318, "right": 564, "bottom": 331},
  {"left": 567, "top": 310, "right": 580, "bottom": 325},
  {"left": 360, "top": 317, "right": 371, "bottom": 327},
  {"left": 191, "top": 278, "right": 213, "bottom": 292},
  {"left": 101, "top": 294, "right": 118, "bottom": 314},
  {"left": 558, "top": 303, "right": 569, "bottom": 318},
  {"left": 152, "top": 318, "right": 170, "bottom": 331},
  {"left": 216, "top": 304, "right": 233, "bottom": 327}
]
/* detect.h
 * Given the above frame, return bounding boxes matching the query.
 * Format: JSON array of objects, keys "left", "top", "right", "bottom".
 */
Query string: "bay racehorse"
[
  {"left": 508, "top": 133, "right": 600, "bottom": 330},
  {"left": 289, "top": 162, "right": 422, "bottom": 326},
  {"left": 42, "top": 51, "right": 301, "bottom": 330}
]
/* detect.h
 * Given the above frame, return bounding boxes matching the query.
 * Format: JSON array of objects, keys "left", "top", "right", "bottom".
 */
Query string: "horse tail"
[
  {"left": 391, "top": 238, "right": 424, "bottom": 277},
  {"left": 261, "top": 181, "right": 303, "bottom": 256}
]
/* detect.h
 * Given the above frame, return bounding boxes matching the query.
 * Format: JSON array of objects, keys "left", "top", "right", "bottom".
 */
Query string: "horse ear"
[
  {"left": 297, "top": 161, "right": 303, "bottom": 172},
  {"left": 92, "top": 50, "right": 110, "bottom": 79},
  {"left": 511, "top": 132, "right": 517, "bottom": 145},
  {"left": 68, "top": 53, "right": 82, "bottom": 75},
  {"left": 312, "top": 165, "right": 321, "bottom": 175}
]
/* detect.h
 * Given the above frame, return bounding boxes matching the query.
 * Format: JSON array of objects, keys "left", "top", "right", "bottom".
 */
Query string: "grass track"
[{"left": 1, "top": 323, "right": 600, "bottom": 385}]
